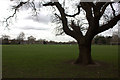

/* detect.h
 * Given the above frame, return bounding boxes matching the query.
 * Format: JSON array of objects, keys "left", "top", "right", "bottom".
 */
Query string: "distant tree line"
[
  {"left": 93, "top": 36, "right": 112, "bottom": 45},
  {"left": 92, "top": 33, "right": 120, "bottom": 45},
  {"left": 0, "top": 32, "right": 77, "bottom": 45},
  {"left": 0, "top": 32, "right": 120, "bottom": 45}
]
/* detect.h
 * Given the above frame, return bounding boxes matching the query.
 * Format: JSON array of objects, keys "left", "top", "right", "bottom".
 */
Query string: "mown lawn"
[{"left": 2, "top": 44, "right": 118, "bottom": 78}]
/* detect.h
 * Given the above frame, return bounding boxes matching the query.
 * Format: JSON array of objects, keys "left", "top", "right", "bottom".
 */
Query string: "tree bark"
[{"left": 74, "top": 41, "right": 94, "bottom": 65}]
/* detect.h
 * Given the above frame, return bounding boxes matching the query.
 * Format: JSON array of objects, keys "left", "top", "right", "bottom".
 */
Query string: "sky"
[{"left": 0, "top": 0, "right": 119, "bottom": 42}]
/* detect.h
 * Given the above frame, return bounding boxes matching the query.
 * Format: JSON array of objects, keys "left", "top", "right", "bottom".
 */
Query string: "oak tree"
[{"left": 4, "top": 0, "right": 120, "bottom": 65}]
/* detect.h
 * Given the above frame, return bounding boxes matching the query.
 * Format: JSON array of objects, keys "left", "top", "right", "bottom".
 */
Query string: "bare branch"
[
  {"left": 65, "top": 5, "right": 81, "bottom": 17},
  {"left": 97, "top": 14, "right": 120, "bottom": 34},
  {"left": 110, "top": 4, "right": 116, "bottom": 17},
  {"left": 43, "top": 2, "right": 84, "bottom": 39},
  {"left": 55, "top": 25, "right": 65, "bottom": 36},
  {"left": 44, "top": 2, "right": 81, "bottom": 17},
  {"left": 80, "top": 2, "right": 95, "bottom": 38},
  {"left": 80, "top": 2, "right": 94, "bottom": 24},
  {"left": 70, "top": 20, "right": 80, "bottom": 31},
  {"left": 65, "top": 2, "right": 95, "bottom": 18},
  {"left": 3, "top": 7, "right": 17, "bottom": 27},
  {"left": 54, "top": 2, "right": 77, "bottom": 38},
  {"left": 13, "top": 2, "right": 27, "bottom": 9},
  {"left": 43, "top": 2, "right": 55, "bottom": 6},
  {"left": 100, "top": 2, "right": 112, "bottom": 17},
  {"left": 54, "top": 13, "right": 62, "bottom": 20},
  {"left": 29, "top": 1, "right": 38, "bottom": 16},
  {"left": 3, "top": 1, "right": 28, "bottom": 27}
]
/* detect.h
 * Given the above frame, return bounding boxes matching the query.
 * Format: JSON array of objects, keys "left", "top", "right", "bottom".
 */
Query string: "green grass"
[{"left": 2, "top": 44, "right": 118, "bottom": 78}]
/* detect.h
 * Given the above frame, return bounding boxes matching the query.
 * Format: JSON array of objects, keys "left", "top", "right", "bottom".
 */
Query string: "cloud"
[
  {"left": 20, "top": 25, "right": 49, "bottom": 30},
  {"left": 13, "top": 19, "right": 51, "bottom": 31},
  {"left": 25, "top": 11, "right": 51, "bottom": 24}
]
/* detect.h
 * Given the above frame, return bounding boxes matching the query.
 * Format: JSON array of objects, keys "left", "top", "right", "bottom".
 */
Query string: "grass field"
[{"left": 2, "top": 44, "right": 118, "bottom": 78}]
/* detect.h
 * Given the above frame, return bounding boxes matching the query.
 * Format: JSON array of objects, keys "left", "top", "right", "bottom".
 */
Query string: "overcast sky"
[{"left": 0, "top": 0, "right": 119, "bottom": 42}]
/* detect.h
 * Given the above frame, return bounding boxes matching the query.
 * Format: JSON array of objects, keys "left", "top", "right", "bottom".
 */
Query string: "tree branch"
[
  {"left": 3, "top": 8, "right": 17, "bottom": 27},
  {"left": 80, "top": 2, "right": 95, "bottom": 38},
  {"left": 13, "top": 2, "right": 27, "bottom": 9},
  {"left": 54, "top": 13, "right": 62, "bottom": 20},
  {"left": 65, "top": 5, "right": 81, "bottom": 17},
  {"left": 100, "top": 2, "right": 112, "bottom": 17},
  {"left": 80, "top": 2, "right": 94, "bottom": 25},
  {"left": 3, "top": 1, "right": 28, "bottom": 27},
  {"left": 43, "top": 2, "right": 55, "bottom": 6},
  {"left": 55, "top": 2, "right": 80, "bottom": 38},
  {"left": 43, "top": 2, "right": 75, "bottom": 37},
  {"left": 43, "top": 2, "right": 83, "bottom": 39},
  {"left": 44, "top": 2, "right": 81, "bottom": 17},
  {"left": 110, "top": 4, "right": 116, "bottom": 17},
  {"left": 70, "top": 20, "right": 83, "bottom": 37},
  {"left": 97, "top": 14, "right": 120, "bottom": 34}
]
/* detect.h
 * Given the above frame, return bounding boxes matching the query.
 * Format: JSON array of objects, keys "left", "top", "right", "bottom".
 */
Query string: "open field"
[{"left": 2, "top": 44, "right": 118, "bottom": 78}]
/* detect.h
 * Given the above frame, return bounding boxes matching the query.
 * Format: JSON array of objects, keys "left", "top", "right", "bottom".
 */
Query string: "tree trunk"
[{"left": 74, "top": 42, "right": 94, "bottom": 65}]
